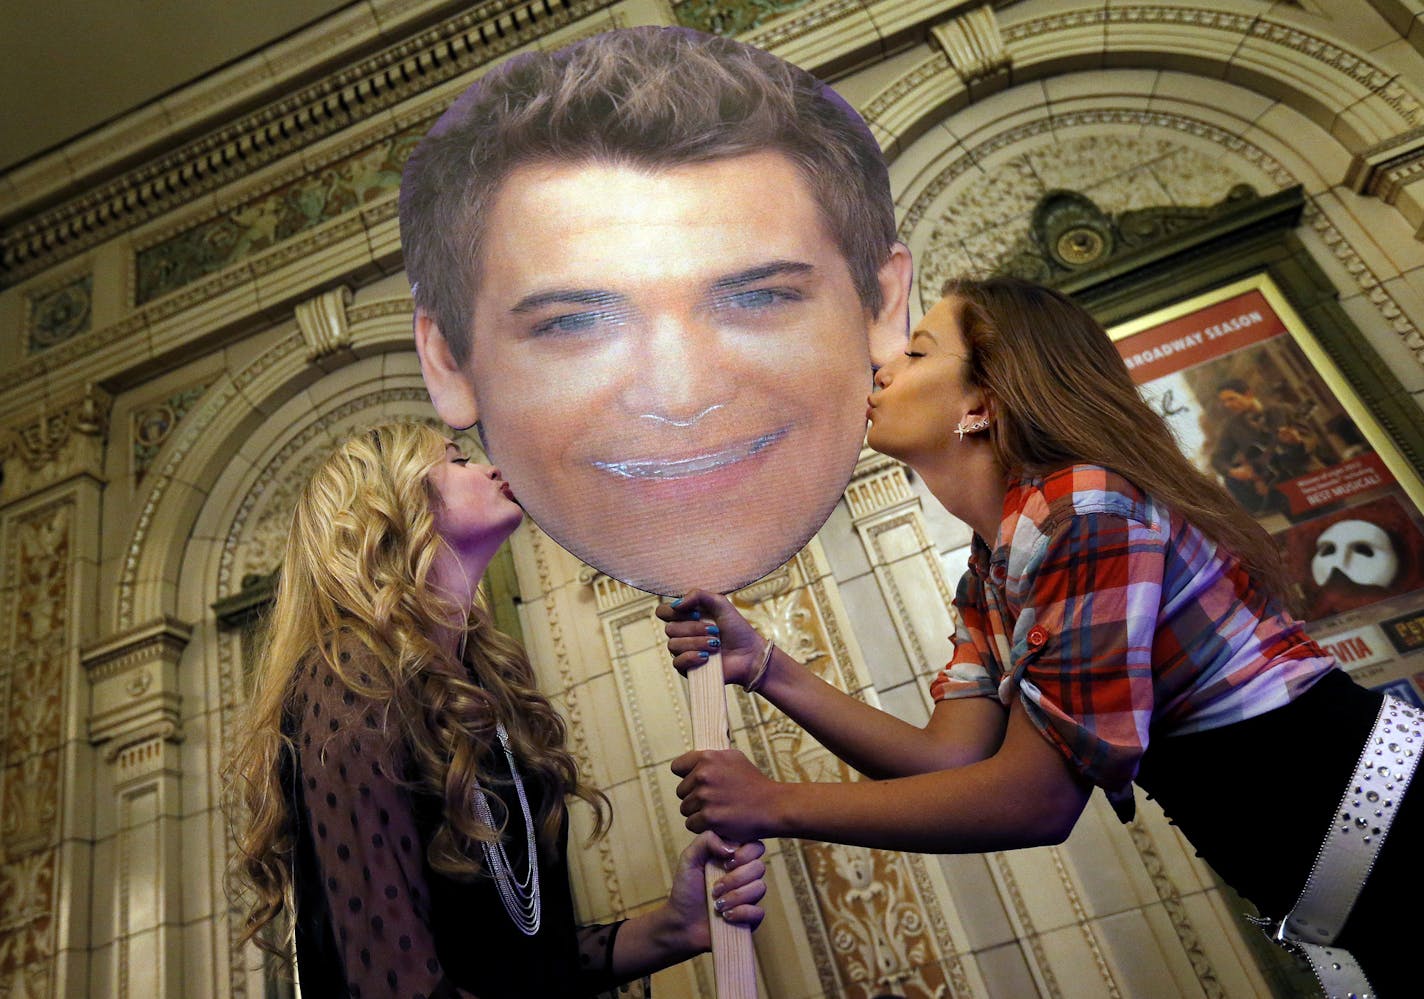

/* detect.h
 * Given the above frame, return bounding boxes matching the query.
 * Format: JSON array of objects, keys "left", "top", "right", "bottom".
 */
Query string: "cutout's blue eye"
[
  {"left": 724, "top": 288, "right": 799, "bottom": 311},
  {"left": 534, "top": 313, "right": 598, "bottom": 336},
  {"left": 530, "top": 308, "right": 631, "bottom": 338}
]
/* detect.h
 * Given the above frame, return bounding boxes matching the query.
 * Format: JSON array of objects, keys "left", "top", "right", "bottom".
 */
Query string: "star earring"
[{"left": 954, "top": 416, "right": 991, "bottom": 441}]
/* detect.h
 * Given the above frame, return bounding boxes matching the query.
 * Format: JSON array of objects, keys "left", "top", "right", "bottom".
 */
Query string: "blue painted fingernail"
[
  {"left": 698, "top": 651, "right": 709, "bottom": 661},
  {"left": 714, "top": 898, "right": 725, "bottom": 913},
  {"left": 708, "top": 637, "right": 720, "bottom": 649},
  {"left": 706, "top": 624, "right": 720, "bottom": 635},
  {"left": 671, "top": 598, "right": 683, "bottom": 608},
  {"left": 691, "top": 610, "right": 701, "bottom": 620}
]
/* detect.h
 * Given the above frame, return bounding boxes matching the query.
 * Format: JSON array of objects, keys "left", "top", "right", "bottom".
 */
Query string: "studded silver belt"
[{"left": 1275, "top": 694, "right": 1421, "bottom": 998}]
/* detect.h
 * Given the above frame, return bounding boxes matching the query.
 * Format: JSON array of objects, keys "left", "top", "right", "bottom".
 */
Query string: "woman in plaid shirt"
[{"left": 661, "top": 277, "right": 1417, "bottom": 994}]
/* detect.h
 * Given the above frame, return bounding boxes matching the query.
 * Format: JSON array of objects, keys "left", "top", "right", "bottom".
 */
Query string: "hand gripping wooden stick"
[{"left": 686, "top": 650, "right": 759, "bottom": 999}]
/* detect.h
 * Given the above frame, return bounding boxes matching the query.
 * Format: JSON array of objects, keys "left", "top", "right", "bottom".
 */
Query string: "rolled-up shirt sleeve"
[
  {"left": 1008, "top": 512, "right": 1164, "bottom": 803},
  {"left": 931, "top": 569, "right": 996, "bottom": 701}
]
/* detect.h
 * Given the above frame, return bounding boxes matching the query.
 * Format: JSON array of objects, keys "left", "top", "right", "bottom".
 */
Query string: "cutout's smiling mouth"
[{"left": 592, "top": 428, "right": 788, "bottom": 480}]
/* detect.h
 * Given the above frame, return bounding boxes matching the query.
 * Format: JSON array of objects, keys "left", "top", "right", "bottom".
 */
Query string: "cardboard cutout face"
[
  {"left": 463, "top": 153, "right": 875, "bottom": 595},
  {"left": 404, "top": 26, "right": 906, "bottom": 596}
]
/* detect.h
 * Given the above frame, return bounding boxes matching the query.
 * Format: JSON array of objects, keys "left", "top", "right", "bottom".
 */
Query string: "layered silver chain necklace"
[{"left": 471, "top": 720, "right": 541, "bottom": 935}]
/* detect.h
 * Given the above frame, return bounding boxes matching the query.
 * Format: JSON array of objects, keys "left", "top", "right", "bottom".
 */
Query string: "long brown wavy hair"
[
  {"left": 224, "top": 421, "right": 607, "bottom": 953},
  {"left": 944, "top": 276, "right": 1292, "bottom": 601}
]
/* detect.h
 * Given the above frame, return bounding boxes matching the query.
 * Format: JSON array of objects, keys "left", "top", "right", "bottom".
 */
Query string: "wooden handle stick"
[{"left": 686, "top": 649, "right": 759, "bottom": 999}]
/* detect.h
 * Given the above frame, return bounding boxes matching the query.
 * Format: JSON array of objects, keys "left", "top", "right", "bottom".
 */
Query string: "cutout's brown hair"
[{"left": 399, "top": 26, "right": 896, "bottom": 362}]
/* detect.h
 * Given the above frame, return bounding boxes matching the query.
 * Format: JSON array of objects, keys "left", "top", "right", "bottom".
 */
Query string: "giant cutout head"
[{"left": 401, "top": 27, "right": 910, "bottom": 594}]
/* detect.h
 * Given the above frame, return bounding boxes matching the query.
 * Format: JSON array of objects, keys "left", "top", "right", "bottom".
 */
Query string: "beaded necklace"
[{"left": 472, "top": 721, "right": 541, "bottom": 935}]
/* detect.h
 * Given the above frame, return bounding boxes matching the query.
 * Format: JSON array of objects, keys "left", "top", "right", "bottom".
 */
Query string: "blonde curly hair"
[{"left": 224, "top": 421, "right": 607, "bottom": 953}]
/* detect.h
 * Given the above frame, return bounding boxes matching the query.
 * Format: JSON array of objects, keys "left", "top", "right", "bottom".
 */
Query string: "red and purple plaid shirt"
[{"left": 931, "top": 465, "right": 1334, "bottom": 818}]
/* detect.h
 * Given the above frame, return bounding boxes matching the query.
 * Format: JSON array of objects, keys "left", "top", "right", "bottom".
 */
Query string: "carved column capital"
[
  {"left": 1344, "top": 126, "right": 1424, "bottom": 201},
  {"left": 579, "top": 565, "right": 659, "bottom": 616},
  {"left": 732, "top": 564, "right": 796, "bottom": 606},
  {"left": 295, "top": 284, "right": 354, "bottom": 362},
  {"left": 0, "top": 383, "right": 111, "bottom": 503},
  {"left": 81, "top": 616, "right": 190, "bottom": 765},
  {"left": 845, "top": 447, "right": 918, "bottom": 525},
  {"left": 930, "top": 3, "right": 1010, "bottom": 84}
]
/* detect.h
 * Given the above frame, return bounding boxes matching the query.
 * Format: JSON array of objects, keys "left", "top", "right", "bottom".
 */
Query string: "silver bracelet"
[{"left": 743, "top": 640, "right": 775, "bottom": 694}]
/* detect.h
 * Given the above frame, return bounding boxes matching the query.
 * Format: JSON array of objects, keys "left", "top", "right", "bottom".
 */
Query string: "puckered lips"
[
  {"left": 486, "top": 467, "right": 517, "bottom": 503},
  {"left": 591, "top": 427, "right": 789, "bottom": 482}
]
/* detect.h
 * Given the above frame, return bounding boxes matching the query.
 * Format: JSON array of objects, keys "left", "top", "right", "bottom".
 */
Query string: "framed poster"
[{"left": 1109, "top": 273, "right": 1424, "bottom": 693}]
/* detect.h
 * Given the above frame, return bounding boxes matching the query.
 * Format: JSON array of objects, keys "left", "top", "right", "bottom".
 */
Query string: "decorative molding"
[
  {"left": 114, "top": 768, "right": 183, "bottom": 997},
  {"left": 672, "top": 0, "right": 815, "bottom": 37},
  {"left": 102, "top": 720, "right": 185, "bottom": 769},
  {"left": 1305, "top": 202, "right": 1424, "bottom": 364},
  {"left": 1000, "top": 7, "right": 1423, "bottom": 128},
  {"left": 216, "top": 628, "right": 251, "bottom": 999},
  {"left": 996, "top": 184, "right": 1264, "bottom": 285},
  {"left": 740, "top": 0, "right": 861, "bottom": 50},
  {"left": 1124, "top": 815, "right": 1228, "bottom": 998},
  {"left": 0, "top": 383, "right": 109, "bottom": 470},
  {"left": 0, "top": 498, "right": 69, "bottom": 988},
  {"left": 801, "top": 551, "right": 864, "bottom": 697},
  {"left": 1344, "top": 126, "right": 1424, "bottom": 201},
  {"left": 844, "top": 448, "right": 958, "bottom": 677},
  {"left": 931, "top": 3, "right": 1010, "bottom": 83},
  {"left": 0, "top": 384, "right": 110, "bottom": 504},
  {"left": 0, "top": 308, "right": 138, "bottom": 406},
  {"left": 895, "top": 106, "right": 1424, "bottom": 369},
  {"left": 886, "top": 526, "right": 958, "bottom": 678},
  {"left": 25, "top": 272, "right": 93, "bottom": 353},
  {"left": 991, "top": 851, "right": 1065, "bottom": 999},
  {"left": 81, "top": 616, "right": 192, "bottom": 749},
  {"left": 807, "top": 840, "right": 959, "bottom": 995},
  {"left": 1048, "top": 846, "right": 1123, "bottom": 997},
  {"left": 0, "top": 196, "right": 412, "bottom": 408},
  {"left": 81, "top": 617, "right": 192, "bottom": 682},
  {"left": 767, "top": 832, "right": 842, "bottom": 997},
  {"left": 295, "top": 285, "right": 356, "bottom": 361},
  {"left": 530, "top": 530, "right": 629, "bottom": 918},
  {"left": 580, "top": 567, "right": 649, "bottom": 614},
  {"left": 899, "top": 110, "right": 1294, "bottom": 241},
  {"left": 863, "top": 51, "right": 951, "bottom": 127},
  {"left": 212, "top": 387, "right": 433, "bottom": 601},
  {"left": 118, "top": 330, "right": 305, "bottom": 627},
  {"left": 132, "top": 126, "right": 421, "bottom": 305},
  {"left": 605, "top": 591, "right": 694, "bottom": 769},
  {"left": 132, "top": 381, "right": 213, "bottom": 484},
  {"left": 0, "top": 0, "right": 623, "bottom": 288},
  {"left": 844, "top": 450, "right": 916, "bottom": 522},
  {"left": 903, "top": 848, "right": 973, "bottom": 996},
  {"left": 727, "top": 550, "right": 967, "bottom": 995},
  {"left": 348, "top": 296, "right": 414, "bottom": 326},
  {"left": 0, "top": 851, "right": 56, "bottom": 992}
]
